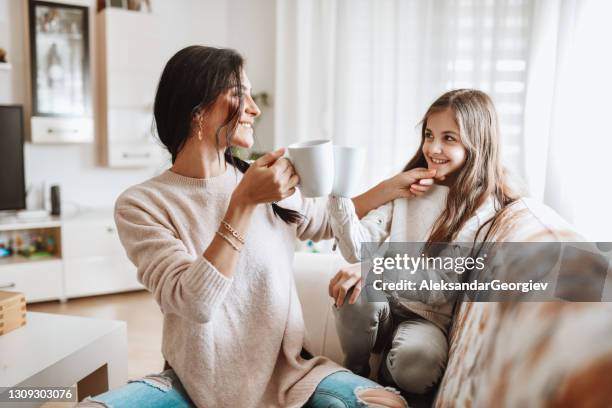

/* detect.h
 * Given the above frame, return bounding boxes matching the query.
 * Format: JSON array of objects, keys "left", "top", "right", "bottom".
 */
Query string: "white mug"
[
  {"left": 288, "top": 140, "right": 334, "bottom": 197},
  {"left": 332, "top": 146, "right": 366, "bottom": 197}
]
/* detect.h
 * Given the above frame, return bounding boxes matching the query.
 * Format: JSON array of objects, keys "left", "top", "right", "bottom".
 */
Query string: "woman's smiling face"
[
  {"left": 422, "top": 108, "right": 467, "bottom": 181},
  {"left": 200, "top": 70, "right": 260, "bottom": 149},
  {"left": 229, "top": 71, "right": 260, "bottom": 149}
]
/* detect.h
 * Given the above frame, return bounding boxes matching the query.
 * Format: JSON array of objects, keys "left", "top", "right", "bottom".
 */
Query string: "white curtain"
[
  {"left": 276, "top": 0, "right": 612, "bottom": 239},
  {"left": 523, "top": 0, "right": 612, "bottom": 240},
  {"left": 276, "top": 0, "right": 533, "bottom": 190}
]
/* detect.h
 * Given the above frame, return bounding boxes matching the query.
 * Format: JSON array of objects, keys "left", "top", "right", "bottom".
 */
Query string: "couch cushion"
[
  {"left": 435, "top": 199, "right": 612, "bottom": 406},
  {"left": 436, "top": 302, "right": 612, "bottom": 407}
]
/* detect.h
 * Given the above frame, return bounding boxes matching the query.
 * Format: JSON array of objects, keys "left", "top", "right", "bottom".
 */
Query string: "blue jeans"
[
  {"left": 80, "top": 369, "right": 397, "bottom": 407},
  {"left": 305, "top": 370, "right": 396, "bottom": 407}
]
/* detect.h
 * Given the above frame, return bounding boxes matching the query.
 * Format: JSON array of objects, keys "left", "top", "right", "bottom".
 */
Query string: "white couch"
[
  {"left": 292, "top": 249, "right": 612, "bottom": 407},
  {"left": 293, "top": 252, "right": 348, "bottom": 365}
]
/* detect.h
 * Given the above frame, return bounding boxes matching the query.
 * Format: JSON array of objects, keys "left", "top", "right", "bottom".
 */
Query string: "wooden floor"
[{"left": 29, "top": 290, "right": 164, "bottom": 380}]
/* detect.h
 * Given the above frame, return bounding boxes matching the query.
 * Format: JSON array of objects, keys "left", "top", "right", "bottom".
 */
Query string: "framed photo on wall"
[
  {"left": 28, "top": 0, "right": 90, "bottom": 117},
  {"left": 28, "top": 1, "right": 93, "bottom": 143}
]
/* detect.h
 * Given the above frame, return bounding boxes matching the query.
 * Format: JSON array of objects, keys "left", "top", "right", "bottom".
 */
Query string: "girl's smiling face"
[{"left": 422, "top": 108, "right": 467, "bottom": 182}]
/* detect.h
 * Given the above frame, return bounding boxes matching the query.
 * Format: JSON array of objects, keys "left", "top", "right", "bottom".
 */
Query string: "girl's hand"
[
  {"left": 386, "top": 168, "right": 437, "bottom": 199},
  {"left": 329, "top": 264, "right": 362, "bottom": 307},
  {"left": 233, "top": 148, "right": 299, "bottom": 205}
]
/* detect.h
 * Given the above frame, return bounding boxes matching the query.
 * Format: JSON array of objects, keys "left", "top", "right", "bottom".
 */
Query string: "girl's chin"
[
  {"left": 427, "top": 165, "right": 452, "bottom": 181},
  {"left": 428, "top": 163, "right": 446, "bottom": 173}
]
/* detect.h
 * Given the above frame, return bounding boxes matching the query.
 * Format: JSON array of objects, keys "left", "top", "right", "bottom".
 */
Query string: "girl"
[
  {"left": 327, "top": 89, "right": 520, "bottom": 395},
  {"left": 106, "top": 46, "right": 414, "bottom": 408}
]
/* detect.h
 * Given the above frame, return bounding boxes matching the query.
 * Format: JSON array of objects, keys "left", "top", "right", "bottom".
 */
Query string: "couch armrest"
[{"left": 293, "top": 252, "right": 349, "bottom": 364}]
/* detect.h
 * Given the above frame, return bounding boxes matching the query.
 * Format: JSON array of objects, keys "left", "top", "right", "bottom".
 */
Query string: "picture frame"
[{"left": 28, "top": 0, "right": 90, "bottom": 118}]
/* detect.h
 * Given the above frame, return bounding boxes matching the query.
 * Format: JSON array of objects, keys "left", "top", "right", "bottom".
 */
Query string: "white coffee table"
[{"left": 0, "top": 312, "right": 127, "bottom": 406}]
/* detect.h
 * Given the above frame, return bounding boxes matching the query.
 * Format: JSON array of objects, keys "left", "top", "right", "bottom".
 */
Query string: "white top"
[{"left": 328, "top": 185, "right": 479, "bottom": 330}]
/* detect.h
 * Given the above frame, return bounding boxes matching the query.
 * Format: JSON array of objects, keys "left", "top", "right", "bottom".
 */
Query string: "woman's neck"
[{"left": 171, "top": 138, "right": 227, "bottom": 179}]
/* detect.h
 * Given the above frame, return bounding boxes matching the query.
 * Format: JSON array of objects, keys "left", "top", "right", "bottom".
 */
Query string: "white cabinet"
[
  {"left": 31, "top": 116, "right": 94, "bottom": 144},
  {"left": 0, "top": 260, "right": 64, "bottom": 302},
  {"left": 62, "top": 212, "right": 142, "bottom": 298},
  {"left": 0, "top": 211, "right": 142, "bottom": 303},
  {"left": 27, "top": 2, "right": 94, "bottom": 144},
  {"left": 0, "top": 219, "right": 64, "bottom": 302},
  {"left": 96, "top": 8, "right": 166, "bottom": 167}
]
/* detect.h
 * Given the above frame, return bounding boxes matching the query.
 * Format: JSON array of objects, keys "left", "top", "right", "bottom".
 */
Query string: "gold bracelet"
[
  {"left": 216, "top": 230, "right": 241, "bottom": 252},
  {"left": 221, "top": 220, "right": 246, "bottom": 244}
]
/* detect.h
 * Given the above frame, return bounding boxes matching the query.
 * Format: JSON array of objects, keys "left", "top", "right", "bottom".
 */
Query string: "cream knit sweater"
[{"left": 114, "top": 168, "right": 344, "bottom": 408}]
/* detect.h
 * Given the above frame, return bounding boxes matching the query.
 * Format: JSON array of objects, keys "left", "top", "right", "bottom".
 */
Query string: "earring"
[{"left": 197, "top": 121, "right": 204, "bottom": 141}]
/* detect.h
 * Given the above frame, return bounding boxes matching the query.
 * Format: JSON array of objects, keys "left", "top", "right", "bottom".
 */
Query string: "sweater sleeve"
[
  {"left": 327, "top": 196, "right": 393, "bottom": 263},
  {"left": 114, "top": 203, "right": 233, "bottom": 324},
  {"left": 294, "top": 195, "right": 335, "bottom": 242}
]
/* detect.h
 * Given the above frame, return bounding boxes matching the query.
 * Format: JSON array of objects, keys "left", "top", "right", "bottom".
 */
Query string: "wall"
[
  {"left": 227, "top": 0, "right": 276, "bottom": 153},
  {"left": 0, "top": 0, "right": 275, "bottom": 210}
]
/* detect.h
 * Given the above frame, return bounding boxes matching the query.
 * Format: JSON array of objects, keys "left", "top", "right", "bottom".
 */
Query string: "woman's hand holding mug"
[{"left": 233, "top": 148, "right": 300, "bottom": 205}]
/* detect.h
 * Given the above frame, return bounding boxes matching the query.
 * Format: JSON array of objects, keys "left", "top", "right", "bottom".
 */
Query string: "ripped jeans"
[{"left": 79, "top": 369, "right": 407, "bottom": 407}]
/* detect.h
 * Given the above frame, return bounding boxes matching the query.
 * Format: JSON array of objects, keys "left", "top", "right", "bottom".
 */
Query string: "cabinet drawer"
[
  {"left": 62, "top": 219, "right": 125, "bottom": 259},
  {"left": 31, "top": 116, "right": 94, "bottom": 143},
  {"left": 0, "top": 260, "right": 63, "bottom": 302},
  {"left": 64, "top": 257, "right": 142, "bottom": 298},
  {"left": 108, "top": 143, "right": 165, "bottom": 167}
]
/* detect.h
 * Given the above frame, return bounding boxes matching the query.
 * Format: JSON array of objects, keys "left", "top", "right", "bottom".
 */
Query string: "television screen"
[{"left": 0, "top": 105, "right": 26, "bottom": 211}]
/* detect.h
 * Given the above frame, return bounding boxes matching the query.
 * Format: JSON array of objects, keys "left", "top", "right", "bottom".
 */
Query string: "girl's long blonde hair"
[{"left": 403, "top": 89, "right": 520, "bottom": 248}]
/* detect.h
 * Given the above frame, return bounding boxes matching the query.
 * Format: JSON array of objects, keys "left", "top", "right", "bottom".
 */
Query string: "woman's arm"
[
  {"left": 115, "top": 203, "right": 235, "bottom": 325},
  {"left": 205, "top": 149, "right": 296, "bottom": 278},
  {"left": 114, "top": 149, "right": 296, "bottom": 324},
  {"left": 202, "top": 194, "right": 255, "bottom": 276}
]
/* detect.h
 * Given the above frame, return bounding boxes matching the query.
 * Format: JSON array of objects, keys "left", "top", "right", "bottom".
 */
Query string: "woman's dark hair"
[{"left": 153, "top": 45, "right": 302, "bottom": 224}]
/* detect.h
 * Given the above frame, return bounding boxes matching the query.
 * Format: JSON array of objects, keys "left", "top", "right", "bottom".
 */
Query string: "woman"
[{"left": 101, "top": 46, "right": 429, "bottom": 407}]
